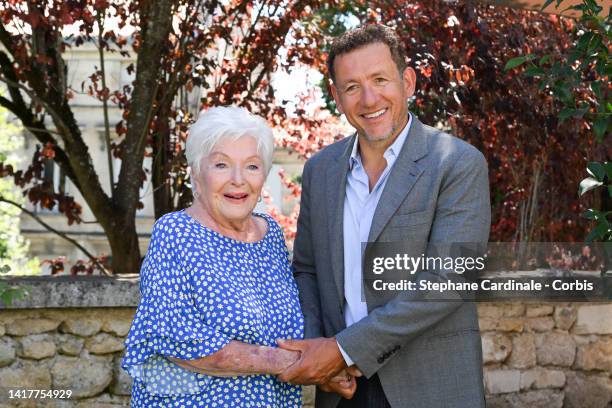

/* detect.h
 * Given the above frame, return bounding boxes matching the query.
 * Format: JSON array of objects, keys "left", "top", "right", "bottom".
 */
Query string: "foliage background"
[
  {"left": 0, "top": 0, "right": 609, "bottom": 273},
  {"left": 0, "top": 104, "right": 39, "bottom": 275}
]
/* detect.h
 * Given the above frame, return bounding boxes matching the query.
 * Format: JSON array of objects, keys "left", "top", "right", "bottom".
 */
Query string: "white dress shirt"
[{"left": 337, "top": 115, "right": 412, "bottom": 365}]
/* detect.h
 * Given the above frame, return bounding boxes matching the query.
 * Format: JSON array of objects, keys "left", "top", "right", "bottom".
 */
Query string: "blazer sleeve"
[
  {"left": 292, "top": 159, "right": 324, "bottom": 339},
  {"left": 335, "top": 146, "right": 491, "bottom": 377}
]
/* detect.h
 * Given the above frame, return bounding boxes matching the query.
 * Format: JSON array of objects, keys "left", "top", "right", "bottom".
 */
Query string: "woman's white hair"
[{"left": 185, "top": 106, "right": 275, "bottom": 178}]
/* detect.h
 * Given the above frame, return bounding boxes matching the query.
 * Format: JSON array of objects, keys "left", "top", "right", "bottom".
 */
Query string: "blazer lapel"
[
  {"left": 368, "top": 116, "right": 429, "bottom": 242},
  {"left": 326, "top": 135, "right": 354, "bottom": 304}
]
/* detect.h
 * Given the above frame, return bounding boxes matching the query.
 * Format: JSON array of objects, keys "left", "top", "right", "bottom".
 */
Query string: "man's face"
[{"left": 330, "top": 42, "right": 416, "bottom": 144}]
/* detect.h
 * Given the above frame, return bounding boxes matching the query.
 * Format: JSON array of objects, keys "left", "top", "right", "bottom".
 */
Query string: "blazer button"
[{"left": 377, "top": 356, "right": 384, "bottom": 364}]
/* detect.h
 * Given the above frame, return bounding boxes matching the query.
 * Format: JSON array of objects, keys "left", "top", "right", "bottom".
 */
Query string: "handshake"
[{"left": 275, "top": 337, "right": 363, "bottom": 399}]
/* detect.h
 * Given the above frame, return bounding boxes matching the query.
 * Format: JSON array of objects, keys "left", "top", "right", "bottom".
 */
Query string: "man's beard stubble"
[{"left": 359, "top": 124, "right": 398, "bottom": 143}]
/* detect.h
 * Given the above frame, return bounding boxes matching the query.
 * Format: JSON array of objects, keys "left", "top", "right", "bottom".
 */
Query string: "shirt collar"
[{"left": 349, "top": 113, "right": 412, "bottom": 170}]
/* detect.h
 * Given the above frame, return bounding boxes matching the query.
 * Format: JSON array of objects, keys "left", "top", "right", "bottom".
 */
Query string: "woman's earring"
[{"left": 258, "top": 195, "right": 262, "bottom": 203}]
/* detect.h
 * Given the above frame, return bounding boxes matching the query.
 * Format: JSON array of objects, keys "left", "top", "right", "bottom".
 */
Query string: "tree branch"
[
  {"left": 96, "top": 14, "right": 115, "bottom": 195},
  {"left": 0, "top": 75, "right": 81, "bottom": 192},
  {"left": 115, "top": 0, "right": 175, "bottom": 214},
  {"left": 3, "top": 11, "right": 114, "bottom": 227},
  {"left": 0, "top": 196, "right": 112, "bottom": 276}
]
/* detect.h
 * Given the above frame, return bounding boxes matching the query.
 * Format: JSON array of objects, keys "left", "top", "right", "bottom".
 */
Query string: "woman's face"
[{"left": 193, "top": 136, "right": 266, "bottom": 225}]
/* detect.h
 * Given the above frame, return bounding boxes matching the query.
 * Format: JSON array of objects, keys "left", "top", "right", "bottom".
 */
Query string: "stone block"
[
  {"left": 574, "top": 338, "right": 612, "bottom": 372},
  {"left": 520, "top": 368, "right": 565, "bottom": 390},
  {"left": 101, "top": 319, "right": 132, "bottom": 337},
  {"left": 484, "top": 369, "right": 521, "bottom": 394},
  {"left": 0, "top": 275, "right": 140, "bottom": 309},
  {"left": 535, "top": 332, "right": 576, "bottom": 367},
  {"left": 479, "top": 317, "right": 497, "bottom": 332},
  {"left": 497, "top": 318, "right": 524, "bottom": 333},
  {"left": 526, "top": 304, "right": 554, "bottom": 317},
  {"left": 0, "top": 360, "right": 52, "bottom": 389},
  {"left": 0, "top": 324, "right": 4, "bottom": 336},
  {"left": 482, "top": 333, "right": 512, "bottom": 364},
  {"left": 573, "top": 304, "right": 612, "bottom": 335},
  {"left": 60, "top": 318, "right": 102, "bottom": 337},
  {"left": 478, "top": 304, "right": 504, "bottom": 319},
  {"left": 5, "top": 318, "right": 60, "bottom": 336},
  {"left": 110, "top": 356, "right": 132, "bottom": 396},
  {"left": 564, "top": 372, "right": 612, "bottom": 408},
  {"left": 86, "top": 333, "right": 125, "bottom": 355},
  {"left": 51, "top": 355, "right": 113, "bottom": 399},
  {"left": 56, "top": 334, "right": 85, "bottom": 356},
  {"left": 525, "top": 317, "right": 555, "bottom": 332},
  {"left": 507, "top": 333, "right": 536, "bottom": 369},
  {"left": 487, "top": 390, "right": 563, "bottom": 408},
  {"left": 502, "top": 303, "right": 526, "bottom": 317},
  {"left": 18, "top": 334, "right": 56, "bottom": 360},
  {"left": 0, "top": 337, "right": 16, "bottom": 367},
  {"left": 75, "top": 393, "right": 131, "bottom": 407},
  {"left": 553, "top": 305, "right": 577, "bottom": 330}
]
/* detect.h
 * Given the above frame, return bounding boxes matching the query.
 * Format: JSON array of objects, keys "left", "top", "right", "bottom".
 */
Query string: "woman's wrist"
[{"left": 266, "top": 347, "right": 300, "bottom": 375}]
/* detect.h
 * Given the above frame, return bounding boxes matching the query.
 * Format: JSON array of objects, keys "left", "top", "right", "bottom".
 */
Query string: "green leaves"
[
  {"left": 558, "top": 107, "right": 589, "bottom": 122},
  {"left": 581, "top": 162, "right": 612, "bottom": 242},
  {"left": 514, "top": 0, "right": 610, "bottom": 243},
  {"left": 582, "top": 208, "right": 612, "bottom": 243},
  {"left": 587, "top": 161, "right": 606, "bottom": 181},
  {"left": 582, "top": 208, "right": 600, "bottom": 219},
  {"left": 605, "top": 162, "right": 612, "bottom": 181},
  {"left": 580, "top": 161, "right": 610, "bottom": 196},
  {"left": 590, "top": 80, "right": 603, "bottom": 99},
  {"left": 585, "top": 219, "right": 611, "bottom": 242},
  {"left": 510, "top": 0, "right": 609, "bottom": 146},
  {"left": 540, "top": 0, "right": 564, "bottom": 11},
  {"left": 0, "top": 279, "right": 27, "bottom": 307},
  {"left": 593, "top": 115, "right": 609, "bottom": 142},
  {"left": 523, "top": 66, "right": 545, "bottom": 77},
  {"left": 504, "top": 54, "right": 535, "bottom": 71}
]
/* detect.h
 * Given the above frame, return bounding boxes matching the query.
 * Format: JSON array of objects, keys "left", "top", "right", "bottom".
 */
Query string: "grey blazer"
[{"left": 292, "top": 116, "right": 490, "bottom": 408}]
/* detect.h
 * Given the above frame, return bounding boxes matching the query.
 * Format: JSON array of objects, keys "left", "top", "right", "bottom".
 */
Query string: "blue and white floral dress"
[{"left": 122, "top": 210, "right": 304, "bottom": 407}]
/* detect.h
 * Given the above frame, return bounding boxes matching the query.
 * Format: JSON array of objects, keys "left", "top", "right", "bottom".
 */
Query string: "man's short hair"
[{"left": 327, "top": 24, "right": 407, "bottom": 83}]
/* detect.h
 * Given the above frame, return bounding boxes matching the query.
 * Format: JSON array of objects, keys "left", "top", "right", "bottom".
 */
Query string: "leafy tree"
[
  {"left": 313, "top": 0, "right": 608, "bottom": 242},
  {"left": 0, "top": 103, "right": 32, "bottom": 304},
  {"left": 0, "top": 0, "right": 334, "bottom": 274},
  {"left": 0, "top": 103, "right": 39, "bottom": 274},
  {"left": 506, "top": 0, "right": 610, "bottom": 242}
]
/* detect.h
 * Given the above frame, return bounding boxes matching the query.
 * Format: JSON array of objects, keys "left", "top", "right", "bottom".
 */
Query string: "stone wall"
[
  {"left": 0, "top": 308, "right": 133, "bottom": 407},
  {"left": 480, "top": 302, "right": 612, "bottom": 408},
  {"left": 0, "top": 277, "right": 610, "bottom": 407}
]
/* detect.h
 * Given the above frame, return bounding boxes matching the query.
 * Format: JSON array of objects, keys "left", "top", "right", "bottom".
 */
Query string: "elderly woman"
[{"left": 122, "top": 106, "right": 312, "bottom": 406}]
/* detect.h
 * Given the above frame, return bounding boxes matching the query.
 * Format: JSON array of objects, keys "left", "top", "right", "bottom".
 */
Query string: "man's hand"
[
  {"left": 276, "top": 337, "right": 346, "bottom": 385},
  {"left": 320, "top": 370, "right": 357, "bottom": 399},
  {"left": 346, "top": 365, "right": 363, "bottom": 378}
]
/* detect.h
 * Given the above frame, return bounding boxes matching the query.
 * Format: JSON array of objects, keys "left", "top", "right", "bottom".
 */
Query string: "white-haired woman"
[{"left": 122, "top": 106, "right": 309, "bottom": 406}]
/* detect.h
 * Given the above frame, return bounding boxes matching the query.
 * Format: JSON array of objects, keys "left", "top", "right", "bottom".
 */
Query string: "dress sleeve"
[{"left": 121, "top": 215, "right": 232, "bottom": 396}]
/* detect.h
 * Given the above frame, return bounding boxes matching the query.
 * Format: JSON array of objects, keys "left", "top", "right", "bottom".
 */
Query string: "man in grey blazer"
[{"left": 277, "top": 25, "right": 490, "bottom": 408}]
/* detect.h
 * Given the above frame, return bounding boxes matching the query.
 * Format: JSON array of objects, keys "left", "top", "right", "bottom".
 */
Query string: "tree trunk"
[
  {"left": 104, "top": 217, "right": 142, "bottom": 275},
  {"left": 152, "top": 104, "right": 173, "bottom": 219}
]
